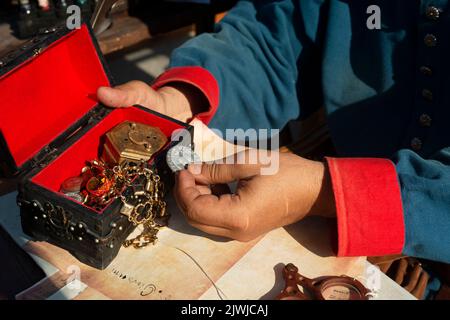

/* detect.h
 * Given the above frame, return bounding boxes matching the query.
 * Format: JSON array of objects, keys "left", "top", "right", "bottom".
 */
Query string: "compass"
[
  {"left": 166, "top": 145, "right": 201, "bottom": 172},
  {"left": 276, "top": 263, "right": 372, "bottom": 300}
]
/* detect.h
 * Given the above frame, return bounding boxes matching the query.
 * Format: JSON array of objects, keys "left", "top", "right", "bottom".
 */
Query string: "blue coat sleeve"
[
  {"left": 394, "top": 148, "right": 450, "bottom": 263},
  {"left": 169, "top": 0, "right": 325, "bottom": 133}
]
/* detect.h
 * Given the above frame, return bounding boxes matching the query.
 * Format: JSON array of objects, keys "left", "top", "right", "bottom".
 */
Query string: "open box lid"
[{"left": 0, "top": 23, "right": 111, "bottom": 177}]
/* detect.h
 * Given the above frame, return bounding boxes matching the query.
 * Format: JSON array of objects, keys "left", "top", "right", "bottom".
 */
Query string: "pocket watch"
[{"left": 166, "top": 145, "right": 201, "bottom": 172}]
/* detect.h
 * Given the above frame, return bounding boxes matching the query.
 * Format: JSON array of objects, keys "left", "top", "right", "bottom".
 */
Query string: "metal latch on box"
[{"left": 31, "top": 146, "right": 59, "bottom": 168}]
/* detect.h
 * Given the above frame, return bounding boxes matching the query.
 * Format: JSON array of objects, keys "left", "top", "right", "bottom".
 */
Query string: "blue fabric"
[{"left": 169, "top": 0, "right": 450, "bottom": 263}]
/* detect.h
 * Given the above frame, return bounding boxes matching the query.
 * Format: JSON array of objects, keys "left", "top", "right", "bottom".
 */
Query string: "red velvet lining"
[
  {"left": 32, "top": 106, "right": 184, "bottom": 214},
  {"left": 0, "top": 25, "right": 110, "bottom": 167}
]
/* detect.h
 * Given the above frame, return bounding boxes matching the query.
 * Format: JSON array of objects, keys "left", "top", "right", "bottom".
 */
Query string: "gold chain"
[
  {"left": 111, "top": 161, "right": 169, "bottom": 249},
  {"left": 71, "top": 159, "right": 169, "bottom": 249}
]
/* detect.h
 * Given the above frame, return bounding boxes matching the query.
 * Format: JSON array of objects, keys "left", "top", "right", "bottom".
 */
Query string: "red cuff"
[
  {"left": 152, "top": 66, "right": 219, "bottom": 124},
  {"left": 326, "top": 157, "right": 405, "bottom": 257}
]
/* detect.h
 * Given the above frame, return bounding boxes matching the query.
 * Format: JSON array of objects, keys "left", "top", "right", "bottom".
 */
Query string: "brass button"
[
  {"left": 419, "top": 114, "right": 432, "bottom": 127},
  {"left": 426, "top": 6, "right": 441, "bottom": 20},
  {"left": 424, "top": 34, "right": 437, "bottom": 47},
  {"left": 411, "top": 138, "right": 423, "bottom": 151},
  {"left": 420, "top": 66, "right": 433, "bottom": 76},
  {"left": 422, "top": 89, "right": 433, "bottom": 101}
]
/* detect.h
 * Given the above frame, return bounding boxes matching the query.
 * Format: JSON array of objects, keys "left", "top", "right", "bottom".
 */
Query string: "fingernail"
[{"left": 187, "top": 163, "right": 202, "bottom": 175}]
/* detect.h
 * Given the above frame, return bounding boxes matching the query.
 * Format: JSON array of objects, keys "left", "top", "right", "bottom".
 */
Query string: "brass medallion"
[{"left": 102, "top": 121, "right": 168, "bottom": 165}]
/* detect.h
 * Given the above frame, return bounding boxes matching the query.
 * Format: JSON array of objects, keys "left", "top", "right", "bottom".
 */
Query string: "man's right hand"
[
  {"left": 97, "top": 80, "right": 205, "bottom": 123},
  {"left": 174, "top": 150, "right": 336, "bottom": 242}
]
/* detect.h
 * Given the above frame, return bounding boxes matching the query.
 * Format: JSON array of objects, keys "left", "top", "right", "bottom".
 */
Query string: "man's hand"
[
  {"left": 97, "top": 81, "right": 206, "bottom": 123},
  {"left": 174, "top": 150, "right": 336, "bottom": 242}
]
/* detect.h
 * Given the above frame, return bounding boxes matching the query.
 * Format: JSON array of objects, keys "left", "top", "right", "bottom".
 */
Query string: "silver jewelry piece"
[
  {"left": 65, "top": 192, "right": 84, "bottom": 203},
  {"left": 166, "top": 145, "right": 201, "bottom": 172}
]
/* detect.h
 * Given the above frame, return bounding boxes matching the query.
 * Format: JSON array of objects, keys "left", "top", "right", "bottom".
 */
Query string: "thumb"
[
  {"left": 187, "top": 161, "right": 261, "bottom": 184},
  {"left": 97, "top": 81, "right": 162, "bottom": 109}
]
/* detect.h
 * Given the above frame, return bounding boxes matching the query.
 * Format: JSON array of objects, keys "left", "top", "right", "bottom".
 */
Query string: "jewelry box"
[{"left": 0, "top": 23, "right": 193, "bottom": 269}]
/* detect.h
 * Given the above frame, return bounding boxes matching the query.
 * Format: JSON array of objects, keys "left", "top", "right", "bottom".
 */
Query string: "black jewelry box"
[{"left": 0, "top": 23, "right": 193, "bottom": 269}]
